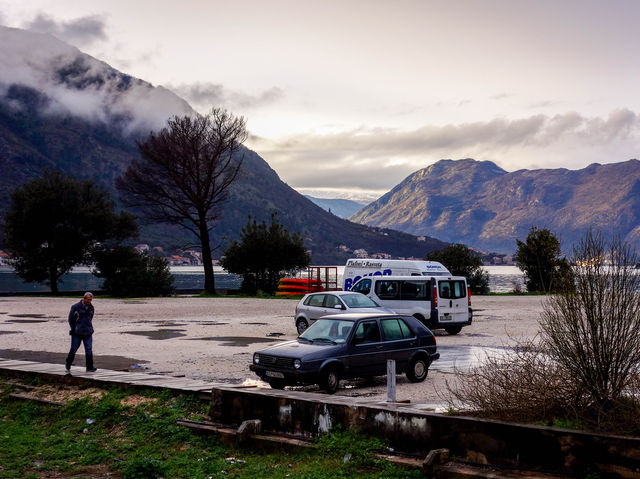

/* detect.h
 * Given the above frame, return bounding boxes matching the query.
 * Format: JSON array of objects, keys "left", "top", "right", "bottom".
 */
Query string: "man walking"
[{"left": 65, "top": 292, "right": 97, "bottom": 374}]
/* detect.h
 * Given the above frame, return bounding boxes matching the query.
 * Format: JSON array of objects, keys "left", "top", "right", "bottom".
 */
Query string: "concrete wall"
[{"left": 210, "top": 386, "right": 640, "bottom": 478}]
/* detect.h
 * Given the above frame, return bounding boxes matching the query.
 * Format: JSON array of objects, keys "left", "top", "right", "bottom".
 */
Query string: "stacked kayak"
[{"left": 275, "top": 278, "right": 324, "bottom": 297}]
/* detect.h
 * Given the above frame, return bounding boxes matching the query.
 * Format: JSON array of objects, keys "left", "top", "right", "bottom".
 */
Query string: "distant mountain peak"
[
  {"left": 0, "top": 25, "right": 193, "bottom": 135},
  {"left": 351, "top": 158, "right": 640, "bottom": 253}
]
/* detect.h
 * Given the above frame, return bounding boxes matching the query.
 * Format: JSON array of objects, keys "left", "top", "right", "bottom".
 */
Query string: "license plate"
[
  {"left": 442, "top": 313, "right": 452, "bottom": 320},
  {"left": 265, "top": 371, "right": 284, "bottom": 378}
]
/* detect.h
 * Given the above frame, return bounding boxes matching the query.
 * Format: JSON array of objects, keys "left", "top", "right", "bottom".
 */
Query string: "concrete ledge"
[{"left": 210, "top": 385, "right": 640, "bottom": 478}]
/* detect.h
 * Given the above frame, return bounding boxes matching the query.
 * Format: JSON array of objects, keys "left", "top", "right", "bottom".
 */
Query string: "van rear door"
[{"left": 436, "top": 279, "right": 469, "bottom": 324}]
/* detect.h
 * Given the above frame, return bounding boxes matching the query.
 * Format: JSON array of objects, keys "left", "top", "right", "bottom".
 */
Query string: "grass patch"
[{"left": 0, "top": 376, "right": 421, "bottom": 478}]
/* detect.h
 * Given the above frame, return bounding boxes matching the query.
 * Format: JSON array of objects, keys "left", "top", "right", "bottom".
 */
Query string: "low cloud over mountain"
[{"left": 0, "top": 25, "right": 193, "bottom": 135}]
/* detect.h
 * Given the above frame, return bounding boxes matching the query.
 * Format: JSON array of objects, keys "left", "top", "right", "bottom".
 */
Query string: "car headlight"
[
  {"left": 253, "top": 353, "right": 260, "bottom": 364},
  {"left": 294, "top": 359, "right": 302, "bottom": 369}
]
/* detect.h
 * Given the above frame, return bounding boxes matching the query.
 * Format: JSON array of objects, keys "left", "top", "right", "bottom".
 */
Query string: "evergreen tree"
[
  {"left": 516, "top": 226, "right": 572, "bottom": 293},
  {"left": 221, "top": 214, "right": 310, "bottom": 295},
  {"left": 427, "top": 243, "right": 489, "bottom": 294},
  {"left": 3, "top": 170, "right": 137, "bottom": 293}
]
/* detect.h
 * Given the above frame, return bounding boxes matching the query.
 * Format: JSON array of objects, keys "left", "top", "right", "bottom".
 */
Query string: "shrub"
[{"left": 93, "top": 246, "right": 174, "bottom": 297}]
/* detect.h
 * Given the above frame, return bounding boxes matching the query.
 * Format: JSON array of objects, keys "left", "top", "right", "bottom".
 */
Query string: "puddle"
[
  {"left": 266, "top": 332, "right": 285, "bottom": 337},
  {"left": 8, "top": 313, "right": 46, "bottom": 318},
  {"left": 6, "top": 319, "right": 49, "bottom": 323},
  {"left": 120, "top": 300, "right": 147, "bottom": 304},
  {"left": 187, "top": 336, "right": 281, "bottom": 347},
  {"left": 123, "top": 329, "right": 187, "bottom": 340},
  {"left": 0, "top": 312, "right": 8, "bottom": 314},
  {"left": 151, "top": 321, "right": 189, "bottom": 327},
  {"left": 197, "top": 321, "right": 229, "bottom": 326},
  {"left": 0, "top": 349, "right": 148, "bottom": 370},
  {"left": 0, "top": 331, "right": 19, "bottom": 335},
  {"left": 241, "top": 322, "right": 268, "bottom": 325}
]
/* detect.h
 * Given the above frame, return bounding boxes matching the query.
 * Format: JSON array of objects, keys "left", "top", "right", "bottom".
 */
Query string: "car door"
[
  {"left": 380, "top": 317, "right": 417, "bottom": 371},
  {"left": 437, "top": 279, "right": 468, "bottom": 323},
  {"left": 305, "top": 294, "right": 328, "bottom": 322},
  {"left": 346, "top": 319, "right": 386, "bottom": 377}
]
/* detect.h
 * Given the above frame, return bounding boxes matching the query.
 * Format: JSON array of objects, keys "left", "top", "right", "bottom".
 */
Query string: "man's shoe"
[
  {"left": 65, "top": 365, "right": 71, "bottom": 375},
  {"left": 86, "top": 368, "right": 97, "bottom": 372}
]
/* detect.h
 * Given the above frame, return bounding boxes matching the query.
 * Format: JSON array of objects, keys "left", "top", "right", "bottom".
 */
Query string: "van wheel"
[
  {"left": 319, "top": 366, "right": 341, "bottom": 393},
  {"left": 296, "top": 319, "right": 309, "bottom": 335},
  {"left": 445, "top": 326, "right": 462, "bottom": 335},
  {"left": 406, "top": 357, "right": 429, "bottom": 383}
]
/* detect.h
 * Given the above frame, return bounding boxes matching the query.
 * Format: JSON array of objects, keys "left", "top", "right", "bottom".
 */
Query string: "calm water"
[
  {"left": 0, "top": 265, "right": 523, "bottom": 294},
  {"left": 0, "top": 265, "right": 241, "bottom": 293}
]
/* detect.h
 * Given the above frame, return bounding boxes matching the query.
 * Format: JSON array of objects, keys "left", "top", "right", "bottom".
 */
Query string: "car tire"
[
  {"left": 406, "top": 357, "right": 429, "bottom": 383},
  {"left": 445, "top": 325, "right": 462, "bottom": 335},
  {"left": 269, "top": 379, "right": 286, "bottom": 390},
  {"left": 319, "top": 366, "right": 341, "bottom": 394},
  {"left": 296, "top": 318, "right": 309, "bottom": 335}
]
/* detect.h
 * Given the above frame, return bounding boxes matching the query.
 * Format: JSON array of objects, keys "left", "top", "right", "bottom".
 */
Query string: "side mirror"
[{"left": 334, "top": 304, "right": 344, "bottom": 310}]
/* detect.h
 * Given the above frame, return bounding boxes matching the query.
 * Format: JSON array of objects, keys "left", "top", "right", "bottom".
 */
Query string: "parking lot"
[{"left": 0, "top": 294, "right": 546, "bottom": 407}]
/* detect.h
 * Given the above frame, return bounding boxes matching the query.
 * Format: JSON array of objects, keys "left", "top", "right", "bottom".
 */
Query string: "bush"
[
  {"left": 447, "top": 230, "right": 640, "bottom": 434},
  {"left": 93, "top": 247, "right": 174, "bottom": 297}
]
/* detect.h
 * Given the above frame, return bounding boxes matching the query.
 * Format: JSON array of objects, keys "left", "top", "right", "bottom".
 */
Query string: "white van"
[
  {"left": 350, "top": 275, "right": 472, "bottom": 334},
  {"left": 342, "top": 258, "right": 450, "bottom": 291}
]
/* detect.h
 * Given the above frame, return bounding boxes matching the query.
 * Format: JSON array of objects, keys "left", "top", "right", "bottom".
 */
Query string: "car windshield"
[
  {"left": 299, "top": 318, "right": 354, "bottom": 343},
  {"left": 339, "top": 294, "right": 380, "bottom": 308}
]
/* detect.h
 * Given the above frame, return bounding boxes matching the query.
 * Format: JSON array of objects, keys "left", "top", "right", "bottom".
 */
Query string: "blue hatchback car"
[{"left": 250, "top": 312, "right": 440, "bottom": 393}]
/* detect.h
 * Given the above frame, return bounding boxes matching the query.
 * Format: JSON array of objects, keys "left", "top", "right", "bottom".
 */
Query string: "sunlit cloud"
[{"left": 249, "top": 109, "right": 640, "bottom": 195}]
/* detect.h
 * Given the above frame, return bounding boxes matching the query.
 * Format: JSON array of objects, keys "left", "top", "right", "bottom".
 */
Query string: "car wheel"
[
  {"left": 296, "top": 318, "right": 309, "bottom": 335},
  {"left": 319, "top": 366, "right": 341, "bottom": 394},
  {"left": 269, "top": 379, "right": 286, "bottom": 390},
  {"left": 406, "top": 357, "right": 429, "bottom": 383},
  {"left": 445, "top": 325, "right": 462, "bottom": 335}
]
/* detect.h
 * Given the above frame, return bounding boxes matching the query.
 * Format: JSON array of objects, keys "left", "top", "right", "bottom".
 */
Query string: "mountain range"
[
  {"left": 350, "top": 158, "right": 640, "bottom": 253},
  {"left": 304, "top": 196, "right": 367, "bottom": 219},
  {"left": 0, "top": 25, "right": 446, "bottom": 264}
]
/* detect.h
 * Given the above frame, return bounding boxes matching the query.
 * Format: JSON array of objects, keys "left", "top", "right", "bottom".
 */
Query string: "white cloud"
[
  {"left": 168, "top": 82, "right": 284, "bottom": 113},
  {"left": 249, "top": 110, "right": 640, "bottom": 192}
]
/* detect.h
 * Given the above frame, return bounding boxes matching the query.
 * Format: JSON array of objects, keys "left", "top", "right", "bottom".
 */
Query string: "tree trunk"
[
  {"left": 49, "top": 263, "right": 59, "bottom": 294},
  {"left": 199, "top": 222, "right": 216, "bottom": 294}
]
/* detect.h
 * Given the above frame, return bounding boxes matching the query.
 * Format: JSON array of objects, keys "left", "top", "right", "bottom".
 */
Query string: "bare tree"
[
  {"left": 117, "top": 108, "right": 247, "bottom": 294},
  {"left": 541, "top": 230, "right": 640, "bottom": 410}
]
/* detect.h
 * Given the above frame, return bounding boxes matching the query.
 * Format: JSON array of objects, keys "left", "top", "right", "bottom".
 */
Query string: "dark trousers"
[{"left": 66, "top": 334, "right": 94, "bottom": 370}]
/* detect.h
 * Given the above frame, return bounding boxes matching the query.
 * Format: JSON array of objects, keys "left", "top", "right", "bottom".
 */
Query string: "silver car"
[{"left": 294, "top": 291, "right": 393, "bottom": 335}]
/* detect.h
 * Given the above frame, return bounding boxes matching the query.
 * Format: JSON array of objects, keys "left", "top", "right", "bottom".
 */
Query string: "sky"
[{"left": 1, "top": 0, "right": 639, "bottom": 202}]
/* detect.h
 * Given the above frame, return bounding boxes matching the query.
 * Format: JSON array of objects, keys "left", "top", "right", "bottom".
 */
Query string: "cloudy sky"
[{"left": 1, "top": 0, "right": 639, "bottom": 201}]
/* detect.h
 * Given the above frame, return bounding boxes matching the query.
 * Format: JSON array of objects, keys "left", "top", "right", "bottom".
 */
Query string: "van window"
[
  {"left": 351, "top": 278, "right": 371, "bottom": 295},
  {"left": 400, "top": 280, "right": 430, "bottom": 301},
  {"left": 438, "top": 280, "right": 466, "bottom": 299},
  {"left": 375, "top": 280, "right": 399, "bottom": 300}
]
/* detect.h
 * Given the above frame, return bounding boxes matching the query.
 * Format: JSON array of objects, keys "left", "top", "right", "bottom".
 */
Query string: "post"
[{"left": 387, "top": 359, "right": 396, "bottom": 402}]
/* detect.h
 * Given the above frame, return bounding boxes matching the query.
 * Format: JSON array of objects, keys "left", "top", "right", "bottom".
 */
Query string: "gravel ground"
[{"left": 0, "top": 294, "right": 546, "bottom": 408}]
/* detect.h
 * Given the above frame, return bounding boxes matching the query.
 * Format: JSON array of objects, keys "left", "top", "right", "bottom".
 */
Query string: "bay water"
[{"left": 0, "top": 264, "right": 524, "bottom": 294}]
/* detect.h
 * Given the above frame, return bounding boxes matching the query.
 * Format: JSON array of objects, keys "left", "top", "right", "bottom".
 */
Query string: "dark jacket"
[{"left": 68, "top": 301, "right": 94, "bottom": 336}]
